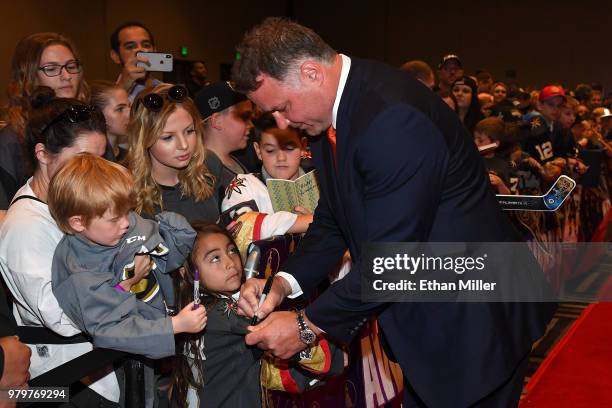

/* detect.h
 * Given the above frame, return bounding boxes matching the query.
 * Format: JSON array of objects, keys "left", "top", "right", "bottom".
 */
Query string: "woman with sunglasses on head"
[
  {"left": 0, "top": 87, "right": 121, "bottom": 407},
  {"left": 128, "top": 83, "right": 223, "bottom": 224},
  {"left": 0, "top": 32, "right": 87, "bottom": 209}
]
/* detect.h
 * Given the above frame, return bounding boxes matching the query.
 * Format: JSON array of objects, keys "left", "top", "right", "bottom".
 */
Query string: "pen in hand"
[
  {"left": 193, "top": 267, "right": 200, "bottom": 310},
  {"left": 251, "top": 276, "right": 274, "bottom": 325}
]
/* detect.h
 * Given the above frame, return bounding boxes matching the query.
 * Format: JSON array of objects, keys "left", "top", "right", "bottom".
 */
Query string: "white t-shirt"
[{"left": 0, "top": 178, "right": 119, "bottom": 401}]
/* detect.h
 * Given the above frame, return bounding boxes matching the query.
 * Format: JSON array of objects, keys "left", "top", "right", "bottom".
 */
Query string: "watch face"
[{"left": 300, "top": 330, "right": 316, "bottom": 345}]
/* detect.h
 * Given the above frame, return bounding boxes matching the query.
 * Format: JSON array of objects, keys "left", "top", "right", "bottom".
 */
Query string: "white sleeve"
[
  {"left": 275, "top": 272, "right": 303, "bottom": 299},
  {"left": 259, "top": 211, "right": 298, "bottom": 239},
  {"left": 1, "top": 212, "right": 80, "bottom": 336}
]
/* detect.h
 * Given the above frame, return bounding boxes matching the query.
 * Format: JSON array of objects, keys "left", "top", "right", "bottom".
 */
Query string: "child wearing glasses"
[
  {"left": 47, "top": 154, "right": 207, "bottom": 358},
  {"left": 128, "top": 84, "right": 223, "bottom": 224},
  {"left": 171, "top": 223, "right": 345, "bottom": 407}
]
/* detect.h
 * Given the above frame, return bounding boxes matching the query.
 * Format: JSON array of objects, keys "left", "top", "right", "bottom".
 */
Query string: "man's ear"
[
  {"left": 253, "top": 141, "right": 262, "bottom": 161},
  {"left": 110, "top": 49, "right": 121, "bottom": 65},
  {"left": 300, "top": 61, "right": 323, "bottom": 86},
  {"left": 68, "top": 215, "right": 86, "bottom": 233}
]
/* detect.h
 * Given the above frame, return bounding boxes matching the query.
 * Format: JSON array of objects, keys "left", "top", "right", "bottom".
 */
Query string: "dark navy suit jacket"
[{"left": 282, "top": 58, "right": 554, "bottom": 407}]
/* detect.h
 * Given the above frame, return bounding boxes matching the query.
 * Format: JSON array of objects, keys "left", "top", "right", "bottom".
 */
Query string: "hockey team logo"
[
  {"left": 208, "top": 96, "right": 220, "bottom": 110},
  {"left": 120, "top": 243, "right": 168, "bottom": 302}
]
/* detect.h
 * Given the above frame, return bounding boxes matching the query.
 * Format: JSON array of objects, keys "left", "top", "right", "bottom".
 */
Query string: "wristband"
[{"left": 114, "top": 283, "right": 126, "bottom": 292}]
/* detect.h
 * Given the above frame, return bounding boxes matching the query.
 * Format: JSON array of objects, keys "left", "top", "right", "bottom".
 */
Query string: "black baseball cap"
[
  {"left": 438, "top": 54, "right": 462, "bottom": 69},
  {"left": 194, "top": 81, "right": 247, "bottom": 119}
]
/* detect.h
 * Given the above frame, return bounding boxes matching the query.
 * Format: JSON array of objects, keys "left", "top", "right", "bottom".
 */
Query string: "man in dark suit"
[{"left": 233, "top": 18, "right": 553, "bottom": 407}]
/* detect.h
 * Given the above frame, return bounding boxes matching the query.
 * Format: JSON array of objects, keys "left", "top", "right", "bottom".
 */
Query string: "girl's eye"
[
  {"left": 160, "top": 134, "right": 173, "bottom": 141},
  {"left": 186, "top": 128, "right": 195, "bottom": 135},
  {"left": 228, "top": 246, "right": 238, "bottom": 255},
  {"left": 210, "top": 255, "right": 220, "bottom": 263},
  {"left": 264, "top": 149, "right": 276, "bottom": 154}
]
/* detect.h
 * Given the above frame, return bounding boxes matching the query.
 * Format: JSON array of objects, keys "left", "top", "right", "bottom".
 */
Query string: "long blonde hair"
[
  {"left": 127, "top": 83, "right": 215, "bottom": 216},
  {"left": 5, "top": 32, "right": 89, "bottom": 138}
]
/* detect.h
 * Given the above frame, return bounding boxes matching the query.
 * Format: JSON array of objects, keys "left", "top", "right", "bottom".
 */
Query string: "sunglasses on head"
[
  {"left": 137, "top": 85, "right": 188, "bottom": 112},
  {"left": 41, "top": 105, "right": 95, "bottom": 135}
]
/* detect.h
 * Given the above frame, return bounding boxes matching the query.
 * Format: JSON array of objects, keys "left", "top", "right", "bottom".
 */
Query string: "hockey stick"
[{"left": 497, "top": 175, "right": 576, "bottom": 211}]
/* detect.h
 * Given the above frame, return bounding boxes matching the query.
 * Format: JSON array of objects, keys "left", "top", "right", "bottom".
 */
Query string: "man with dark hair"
[
  {"left": 399, "top": 60, "right": 435, "bottom": 89},
  {"left": 234, "top": 17, "right": 553, "bottom": 408},
  {"left": 186, "top": 60, "right": 210, "bottom": 98},
  {"left": 109, "top": 22, "right": 159, "bottom": 101},
  {"left": 435, "top": 53, "right": 464, "bottom": 97},
  {"left": 476, "top": 70, "right": 494, "bottom": 94},
  {"left": 574, "top": 83, "right": 593, "bottom": 105}
]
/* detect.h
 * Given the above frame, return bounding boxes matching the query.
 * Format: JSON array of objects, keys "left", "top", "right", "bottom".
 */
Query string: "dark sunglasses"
[
  {"left": 41, "top": 105, "right": 95, "bottom": 135},
  {"left": 137, "top": 85, "right": 188, "bottom": 112}
]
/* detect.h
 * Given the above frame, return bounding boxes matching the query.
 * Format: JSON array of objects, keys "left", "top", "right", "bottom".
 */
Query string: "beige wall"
[
  {"left": 293, "top": 0, "right": 611, "bottom": 92},
  {"left": 0, "top": 0, "right": 609, "bottom": 105}
]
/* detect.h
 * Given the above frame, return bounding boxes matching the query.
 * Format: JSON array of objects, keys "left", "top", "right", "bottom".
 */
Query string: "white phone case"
[{"left": 136, "top": 52, "right": 174, "bottom": 72}]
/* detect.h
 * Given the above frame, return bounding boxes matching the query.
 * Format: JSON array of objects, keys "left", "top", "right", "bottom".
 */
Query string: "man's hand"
[
  {"left": 237, "top": 276, "right": 290, "bottom": 320},
  {"left": 0, "top": 336, "right": 31, "bottom": 388},
  {"left": 245, "top": 311, "right": 307, "bottom": 359},
  {"left": 117, "top": 54, "right": 150, "bottom": 91}
]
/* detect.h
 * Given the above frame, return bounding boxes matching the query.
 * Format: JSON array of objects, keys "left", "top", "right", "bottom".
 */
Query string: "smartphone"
[{"left": 136, "top": 52, "right": 174, "bottom": 72}]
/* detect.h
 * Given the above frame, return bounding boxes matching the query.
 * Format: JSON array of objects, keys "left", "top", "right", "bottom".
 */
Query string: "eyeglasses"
[
  {"left": 41, "top": 105, "right": 95, "bottom": 135},
  {"left": 137, "top": 85, "right": 188, "bottom": 112},
  {"left": 38, "top": 60, "right": 82, "bottom": 77}
]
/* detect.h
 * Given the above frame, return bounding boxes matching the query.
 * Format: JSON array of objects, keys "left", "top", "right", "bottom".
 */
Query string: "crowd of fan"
[
  {"left": 403, "top": 54, "right": 611, "bottom": 243},
  {"left": 0, "top": 21, "right": 609, "bottom": 407}
]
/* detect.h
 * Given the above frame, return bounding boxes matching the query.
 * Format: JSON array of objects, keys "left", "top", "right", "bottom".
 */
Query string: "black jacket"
[{"left": 282, "top": 58, "right": 555, "bottom": 407}]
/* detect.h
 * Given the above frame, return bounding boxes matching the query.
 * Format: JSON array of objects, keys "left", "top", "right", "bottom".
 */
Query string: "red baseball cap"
[{"left": 539, "top": 85, "right": 566, "bottom": 102}]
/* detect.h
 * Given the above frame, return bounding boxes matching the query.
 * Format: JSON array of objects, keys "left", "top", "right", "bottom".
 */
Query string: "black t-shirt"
[
  {"left": 552, "top": 126, "right": 578, "bottom": 158},
  {"left": 154, "top": 150, "right": 224, "bottom": 224},
  {"left": 482, "top": 156, "right": 511, "bottom": 185},
  {"left": 520, "top": 116, "right": 556, "bottom": 163}
]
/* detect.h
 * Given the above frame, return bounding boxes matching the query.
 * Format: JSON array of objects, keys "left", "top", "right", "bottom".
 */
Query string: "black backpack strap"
[
  {"left": 17, "top": 326, "right": 90, "bottom": 345},
  {"left": 9, "top": 194, "right": 46, "bottom": 207}
]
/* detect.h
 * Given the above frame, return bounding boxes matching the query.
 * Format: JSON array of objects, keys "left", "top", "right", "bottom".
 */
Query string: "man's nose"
[{"left": 272, "top": 111, "right": 290, "bottom": 130}]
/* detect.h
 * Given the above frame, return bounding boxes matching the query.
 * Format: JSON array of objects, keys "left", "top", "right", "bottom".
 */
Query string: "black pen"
[{"left": 251, "top": 276, "right": 274, "bottom": 325}]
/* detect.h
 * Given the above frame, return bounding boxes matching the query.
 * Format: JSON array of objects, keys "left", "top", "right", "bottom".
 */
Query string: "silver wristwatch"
[{"left": 296, "top": 310, "right": 316, "bottom": 345}]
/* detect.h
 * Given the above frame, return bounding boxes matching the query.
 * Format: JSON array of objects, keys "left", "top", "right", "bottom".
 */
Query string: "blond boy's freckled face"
[{"left": 80, "top": 210, "right": 130, "bottom": 247}]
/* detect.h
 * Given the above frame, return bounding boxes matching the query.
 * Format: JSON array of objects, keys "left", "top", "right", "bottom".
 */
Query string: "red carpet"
[{"left": 520, "top": 302, "right": 612, "bottom": 407}]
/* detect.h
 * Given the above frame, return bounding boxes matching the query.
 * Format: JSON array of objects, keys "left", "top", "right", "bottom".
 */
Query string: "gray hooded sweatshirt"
[{"left": 51, "top": 211, "right": 195, "bottom": 359}]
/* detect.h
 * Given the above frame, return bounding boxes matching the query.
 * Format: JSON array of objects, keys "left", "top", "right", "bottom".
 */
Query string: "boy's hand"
[
  {"left": 119, "top": 255, "right": 152, "bottom": 292},
  {"left": 489, "top": 174, "right": 510, "bottom": 195},
  {"left": 172, "top": 302, "right": 207, "bottom": 334},
  {"left": 293, "top": 206, "right": 312, "bottom": 215}
]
